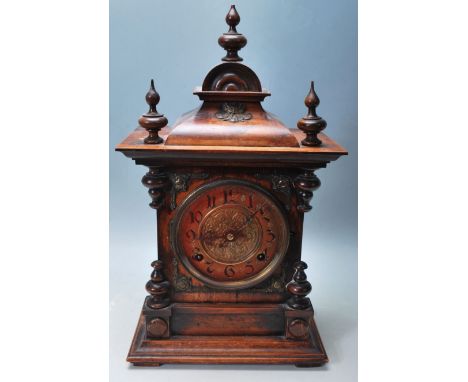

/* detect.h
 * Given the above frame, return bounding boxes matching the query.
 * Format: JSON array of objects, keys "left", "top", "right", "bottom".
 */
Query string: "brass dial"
[{"left": 171, "top": 180, "right": 289, "bottom": 289}]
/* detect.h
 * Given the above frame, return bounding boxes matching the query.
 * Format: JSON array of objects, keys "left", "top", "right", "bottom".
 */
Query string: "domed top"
[
  {"left": 194, "top": 6, "right": 269, "bottom": 103},
  {"left": 117, "top": 6, "right": 348, "bottom": 163},
  {"left": 164, "top": 5, "right": 299, "bottom": 148}
]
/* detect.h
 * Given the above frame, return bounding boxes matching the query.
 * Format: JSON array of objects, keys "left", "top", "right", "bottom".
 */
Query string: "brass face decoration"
[
  {"left": 171, "top": 180, "right": 289, "bottom": 289},
  {"left": 200, "top": 204, "right": 262, "bottom": 263}
]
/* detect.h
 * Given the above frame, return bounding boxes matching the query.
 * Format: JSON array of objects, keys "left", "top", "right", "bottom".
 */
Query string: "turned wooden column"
[
  {"left": 286, "top": 261, "right": 312, "bottom": 310},
  {"left": 141, "top": 166, "right": 170, "bottom": 209},
  {"left": 284, "top": 261, "right": 315, "bottom": 343},
  {"left": 146, "top": 260, "right": 170, "bottom": 309},
  {"left": 294, "top": 168, "right": 321, "bottom": 212},
  {"left": 144, "top": 260, "right": 172, "bottom": 339}
]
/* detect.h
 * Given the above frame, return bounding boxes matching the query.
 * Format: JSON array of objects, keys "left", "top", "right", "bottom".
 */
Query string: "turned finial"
[
  {"left": 138, "top": 79, "right": 168, "bottom": 144},
  {"left": 286, "top": 261, "right": 312, "bottom": 310},
  {"left": 297, "top": 81, "right": 327, "bottom": 146},
  {"left": 145, "top": 260, "right": 170, "bottom": 309},
  {"left": 226, "top": 4, "right": 241, "bottom": 33},
  {"left": 146, "top": 79, "right": 160, "bottom": 113},
  {"left": 305, "top": 81, "right": 320, "bottom": 117},
  {"left": 218, "top": 5, "right": 247, "bottom": 62}
]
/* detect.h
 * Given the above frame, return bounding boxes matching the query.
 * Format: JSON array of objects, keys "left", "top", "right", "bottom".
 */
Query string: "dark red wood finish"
[{"left": 116, "top": 5, "right": 347, "bottom": 367}]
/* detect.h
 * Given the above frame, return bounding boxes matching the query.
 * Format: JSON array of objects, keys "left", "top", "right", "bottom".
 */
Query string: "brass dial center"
[{"left": 199, "top": 204, "right": 262, "bottom": 264}]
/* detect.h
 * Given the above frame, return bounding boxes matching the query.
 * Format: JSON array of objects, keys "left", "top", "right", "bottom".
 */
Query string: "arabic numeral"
[
  {"left": 223, "top": 189, "right": 234, "bottom": 204},
  {"left": 190, "top": 210, "right": 203, "bottom": 224},
  {"left": 266, "top": 229, "right": 276, "bottom": 242},
  {"left": 207, "top": 194, "right": 216, "bottom": 208},
  {"left": 224, "top": 266, "right": 235, "bottom": 277},
  {"left": 186, "top": 229, "right": 197, "bottom": 241}
]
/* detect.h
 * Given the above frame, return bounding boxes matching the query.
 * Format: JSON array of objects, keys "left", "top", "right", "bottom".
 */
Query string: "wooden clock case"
[{"left": 116, "top": 5, "right": 347, "bottom": 367}]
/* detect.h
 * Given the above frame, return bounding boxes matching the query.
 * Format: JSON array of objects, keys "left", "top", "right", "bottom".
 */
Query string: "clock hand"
[
  {"left": 199, "top": 203, "right": 268, "bottom": 244},
  {"left": 230, "top": 202, "right": 268, "bottom": 236}
]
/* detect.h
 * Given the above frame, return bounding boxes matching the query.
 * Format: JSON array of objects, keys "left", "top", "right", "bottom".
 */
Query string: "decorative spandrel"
[{"left": 169, "top": 172, "right": 209, "bottom": 210}]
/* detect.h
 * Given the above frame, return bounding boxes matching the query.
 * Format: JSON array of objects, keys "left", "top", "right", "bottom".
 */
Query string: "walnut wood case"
[{"left": 116, "top": 5, "right": 347, "bottom": 367}]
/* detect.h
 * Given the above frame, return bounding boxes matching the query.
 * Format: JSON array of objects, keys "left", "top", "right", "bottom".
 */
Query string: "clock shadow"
[{"left": 128, "top": 364, "right": 330, "bottom": 371}]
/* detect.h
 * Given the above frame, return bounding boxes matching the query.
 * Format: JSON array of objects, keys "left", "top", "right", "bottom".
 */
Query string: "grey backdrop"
[{"left": 110, "top": 0, "right": 357, "bottom": 381}]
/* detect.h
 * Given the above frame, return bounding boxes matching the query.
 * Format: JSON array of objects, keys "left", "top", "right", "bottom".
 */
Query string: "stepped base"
[{"left": 127, "top": 304, "right": 328, "bottom": 367}]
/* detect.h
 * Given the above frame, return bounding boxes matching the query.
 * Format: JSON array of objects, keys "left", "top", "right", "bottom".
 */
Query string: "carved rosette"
[
  {"left": 271, "top": 175, "right": 292, "bottom": 197},
  {"left": 141, "top": 166, "right": 171, "bottom": 209},
  {"left": 294, "top": 169, "right": 321, "bottom": 213},
  {"left": 286, "top": 261, "right": 312, "bottom": 310},
  {"left": 146, "top": 317, "right": 168, "bottom": 338},
  {"left": 145, "top": 260, "right": 170, "bottom": 309},
  {"left": 269, "top": 174, "right": 292, "bottom": 211},
  {"left": 288, "top": 318, "right": 310, "bottom": 339}
]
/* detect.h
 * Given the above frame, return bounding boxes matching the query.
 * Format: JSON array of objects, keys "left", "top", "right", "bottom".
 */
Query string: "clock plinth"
[
  {"left": 128, "top": 302, "right": 327, "bottom": 367},
  {"left": 116, "top": 6, "right": 347, "bottom": 367}
]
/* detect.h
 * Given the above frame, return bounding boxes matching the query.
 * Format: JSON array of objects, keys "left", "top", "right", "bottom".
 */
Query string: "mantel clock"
[{"left": 116, "top": 5, "right": 347, "bottom": 367}]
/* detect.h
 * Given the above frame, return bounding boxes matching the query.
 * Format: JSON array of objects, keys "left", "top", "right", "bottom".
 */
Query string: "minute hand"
[{"left": 231, "top": 202, "right": 268, "bottom": 235}]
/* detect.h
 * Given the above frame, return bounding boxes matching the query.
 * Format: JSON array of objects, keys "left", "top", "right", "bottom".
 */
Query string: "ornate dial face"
[{"left": 171, "top": 180, "right": 289, "bottom": 289}]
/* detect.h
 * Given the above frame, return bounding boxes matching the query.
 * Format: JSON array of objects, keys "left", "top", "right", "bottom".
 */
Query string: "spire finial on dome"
[
  {"left": 226, "top": 4, "right": 241, "bottom": 33},
  {"left": 218, "top": 5, "right": 247, "bottom": 62}
]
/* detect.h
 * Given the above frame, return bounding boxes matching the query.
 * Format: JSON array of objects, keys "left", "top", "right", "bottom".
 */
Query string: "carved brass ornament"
[
  {"left": 172, "top": 258, "right": 193, "bottom": 292},
  {"left": 169, "top": 172, "right": 209, "bottom": 210},
  {"left": 215, "top": 102, "right": 252, "bottom": 122},
  {"left": 255, "top": 173, "right": 293, "bottom": 210}
]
